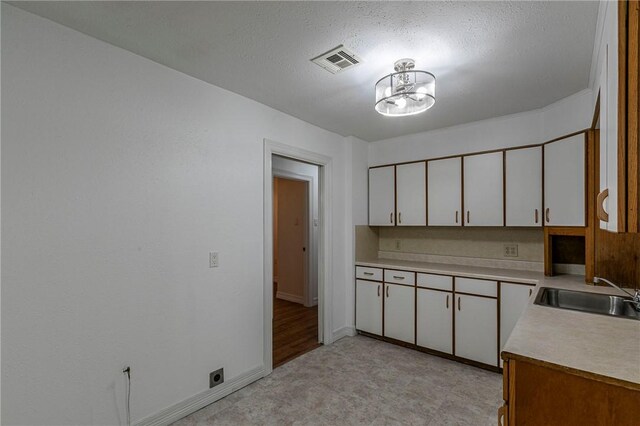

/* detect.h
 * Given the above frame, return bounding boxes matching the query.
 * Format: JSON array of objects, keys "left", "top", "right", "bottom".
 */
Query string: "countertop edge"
[{"left": 501, "top": 351, "right": 640, "bottom": 391}]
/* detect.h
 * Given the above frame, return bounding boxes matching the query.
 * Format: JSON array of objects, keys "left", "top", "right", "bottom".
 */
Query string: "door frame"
[
  {"left": 263, "top": 139, "right": 333, "bottom": 376},
  {"left": 272, "top": 170, "right": 316, "bottom": 308}
]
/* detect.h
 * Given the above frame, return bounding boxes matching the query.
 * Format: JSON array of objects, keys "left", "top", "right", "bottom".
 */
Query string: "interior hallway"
[
  {"left": 273, "top": 297, "right": 320, "bottom": 368},
  {"left": 172, "top": 335, "right": 502, "bottom": 425}
]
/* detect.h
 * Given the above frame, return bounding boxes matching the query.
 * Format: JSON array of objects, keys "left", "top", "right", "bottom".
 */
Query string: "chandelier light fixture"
[{"left": 375, "top": 58, "right": 436, "bottom": 117}]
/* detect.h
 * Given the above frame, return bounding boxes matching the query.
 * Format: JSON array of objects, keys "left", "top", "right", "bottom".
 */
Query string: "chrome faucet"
[{"left": 593, "top": 277, "right": 640, "bottom": 311}]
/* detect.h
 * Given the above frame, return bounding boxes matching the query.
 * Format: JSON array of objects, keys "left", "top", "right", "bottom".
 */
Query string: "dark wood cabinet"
[{"left": 500, "top": 356, "right": 640, "bottom": 425}]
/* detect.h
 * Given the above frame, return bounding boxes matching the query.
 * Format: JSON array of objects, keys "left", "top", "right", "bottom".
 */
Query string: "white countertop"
[{"left": 356, "top": 258, "right": 640, "bottom": 388}]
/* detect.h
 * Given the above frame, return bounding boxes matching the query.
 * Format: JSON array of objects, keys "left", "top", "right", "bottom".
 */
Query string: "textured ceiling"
[{"left": 10, "top": 1, "right": 599, "bottom": 142}]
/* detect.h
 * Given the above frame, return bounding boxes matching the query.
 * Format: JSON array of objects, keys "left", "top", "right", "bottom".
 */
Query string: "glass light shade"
[{"left": 375, "top": 70, "right": 436, "bottom": 116}]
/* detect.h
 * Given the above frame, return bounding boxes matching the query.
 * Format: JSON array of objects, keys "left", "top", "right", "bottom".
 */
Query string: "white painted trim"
[
  {"left": 275, "top": 291, "right": 304, "bottom": 305},
  {"left": 263, "top": 139, "right": 333, "bottom": 376},
  {"left": 273, "top": 168, "right": 317, "bottom": 308},
  {"left": 332, "top": 326, "right": 356, "bottom": 342},
  {"left": 135, "top": 366, "right": 265, "bottom": 426}
]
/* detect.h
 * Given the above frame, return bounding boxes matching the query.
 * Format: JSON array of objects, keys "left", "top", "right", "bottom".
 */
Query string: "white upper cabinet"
[
  {"left": 598, "top": 1, "right": 619, "bottom": 232},
  {"left": 428, "top": 157, "right": 462, "bottom": 226},
  {"left": 396, "top": 162, "right": 426, "bottom": 226},
  {"left": 369, "top": 166, "right": 395, "bottom": 226},
  {"left": 505, "top": 147, "right": 543, "bottom": 226},
  {"left": 544, "top": 134, "right": 585, "bottom": 226},
  {"left": 463, "top": 152, "right": 504, "bottom": 226}
]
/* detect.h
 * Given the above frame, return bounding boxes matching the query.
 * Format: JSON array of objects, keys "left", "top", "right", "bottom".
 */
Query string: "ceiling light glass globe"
[
  {"left": 375, "top": 59, "right": 436, "bottom": 117},
  {"left": 416, "top": 86, "right": 428, "bottom": 100}
]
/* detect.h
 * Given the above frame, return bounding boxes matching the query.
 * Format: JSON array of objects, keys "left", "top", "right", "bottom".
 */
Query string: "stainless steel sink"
[{"left": 534, "top": 287, "right": 640, "bottom": 321}]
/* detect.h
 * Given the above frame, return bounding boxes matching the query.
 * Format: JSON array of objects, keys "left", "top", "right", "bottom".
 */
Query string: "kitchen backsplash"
[{"left": 356, "top": 225, "right": 545, "bottom": 267}]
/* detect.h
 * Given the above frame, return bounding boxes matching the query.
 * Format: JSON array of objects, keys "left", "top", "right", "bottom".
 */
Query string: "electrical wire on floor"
[{"left": 123, "top": 366, "right": 131, "bottom": 426}]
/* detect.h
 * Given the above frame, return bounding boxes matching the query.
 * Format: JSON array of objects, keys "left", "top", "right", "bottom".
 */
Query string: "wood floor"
[{"left": 273, "top": 297, "right": 320, "bottom": 368}]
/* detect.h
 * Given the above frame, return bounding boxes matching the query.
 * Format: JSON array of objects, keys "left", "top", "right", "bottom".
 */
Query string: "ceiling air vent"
[{"left": 311, "top": 45, "right": 363, "bottom": 74}]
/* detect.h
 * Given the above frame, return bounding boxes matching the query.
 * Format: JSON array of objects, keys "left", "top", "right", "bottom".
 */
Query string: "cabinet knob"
[
  {"left": 455, "top": 211, "right": 459, "bottom": 224},
  {"left": 535, "top": 209, "right": 539, "bottom": 224},
  {"left": 446, "top": 294, "right": 449, "bottom": 309},
  {"left": 390, "top": 212, "right": 393, "bottom": 224},
  {"left": 398, "top": 212, "right": 402, "bottom": 224},
  {"left": 466, "top": 211, "right": 470, "bottom": 224},
  {"left": 545, "top": 208, "right": 550, "bottom": 223},
  {"left": 377, "top": 285, "right": 380, "bottom": 297},
  {"left": 386, "top": 286, "right": 390, "bottom": 298},
  {"left": 458, "top": 297, "right": 461, "bottom": 311}
]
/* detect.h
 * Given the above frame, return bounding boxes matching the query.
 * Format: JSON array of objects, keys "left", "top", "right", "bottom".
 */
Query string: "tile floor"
[{"left": 172, "top": 335, "right": 502, "bottom": 426}]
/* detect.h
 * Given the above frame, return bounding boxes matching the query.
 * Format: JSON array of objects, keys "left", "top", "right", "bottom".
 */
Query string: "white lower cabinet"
[
  {"left": 454, "top": 294, "right": 498, "bottom": 366},
  {"left": 355, "top": 266, "right": 534, "bottom": 370},
  {"left": 383, "top": 283, "right": 415, "bottom": 344},
  {"left": 417, "top": 289, "right": 453, "bottom": 354},
  {"left": 355, "top": 279, "right": 382, "bottom": 336},
  {"left": 499, "top": 282, "right": 535, "bottom": 367}
]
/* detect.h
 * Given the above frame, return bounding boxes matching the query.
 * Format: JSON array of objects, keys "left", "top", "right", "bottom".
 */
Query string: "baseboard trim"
[
  {"left": 135, "top": 366, "right": 265, "bottom": 426},
  {"left": 276, "top": 291, "right": 304, "bottom": 304},
  {"left": 332, "top": 326, "right": 356, "bottom": 342}
]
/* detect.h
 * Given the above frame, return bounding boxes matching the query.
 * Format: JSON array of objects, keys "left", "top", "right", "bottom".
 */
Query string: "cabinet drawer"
[
  {"left": 356, "top": 266, "right": 383, "bottom": 281},
  {"left": 417, "top": 273, "right": 453, "bottom": 291},
  {"left": 455, "top": 277, "right": 497, "bottom": 297},
  {"left": 384, "top": 269, "right": 415, "bottom": 285}
]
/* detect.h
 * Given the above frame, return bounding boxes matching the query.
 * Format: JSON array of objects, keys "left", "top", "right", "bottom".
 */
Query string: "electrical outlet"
[
  {"left": 504, "top": 244, "right": 518, "bottom": 258},
  {"left": 209, "top": 368, "right": 224, "bottom": 388},
  {"left": 209, "top": 252, "right": 219, "bottom": 268},
  {"left": 395, "top": 240, "right": 401, "bottom": 250}
]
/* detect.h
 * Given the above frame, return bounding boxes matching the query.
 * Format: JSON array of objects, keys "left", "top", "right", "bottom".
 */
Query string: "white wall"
[
  {"left": 1, "top": 5, "right": 352, "bottom": 425},
  {"left": 369, "top": 89, "right": 593, "bottom": 166}
]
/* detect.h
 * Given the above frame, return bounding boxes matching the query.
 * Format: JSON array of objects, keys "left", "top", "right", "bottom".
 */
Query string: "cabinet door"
[
  {"left": 499, "top": 283, "right": 534, "bottom": 367},
  {"left": 369, "top": 166, "right": 396, "bottom": 226},
  {"left": 544, "top": 134, "right": 585, "bottom": 226},
  {"left": 599, "top": 36, "right": 620, "bottom": 232},
  {"left": 428, "top": 157, "right": 462, "bottom": 226},
  {"left": 454, "top": 294, "right": 498, "bottom": 366},
  {"left": 463, "top": 152, "right": 504, "bottom": 226},
  {"left": 396, "top": 162, "right": 426, "bottom": 226},
  {"left": 417, "top": 289, "right": 453, "bottom": 354},
  {"left": 384, "top": 283, "right": 415, "bottom": 344},
  {"left": 506, "top": 147, "right": 543, "bottom": 226},
  {"left": 356, "top": 280, "right": 382, "bottom": 335}
]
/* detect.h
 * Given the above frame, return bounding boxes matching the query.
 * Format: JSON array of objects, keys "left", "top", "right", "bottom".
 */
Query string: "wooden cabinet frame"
[
  {"left": 599, "top": 0, "right": 640, "bottom": 233},
  {"left": 501, "top": 356, "right": 640, "bottom": 425},
  {"left": 625, "top": 0, "right": 640, "bottom": 232}
]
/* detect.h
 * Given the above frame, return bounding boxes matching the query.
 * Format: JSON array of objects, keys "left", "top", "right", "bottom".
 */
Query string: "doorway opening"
[
  {"left": 272, "top": 156, "right": 321, "bottom": 368},
  {"left": 263, "top": 139, "right": 333, "bottom": 376}
]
